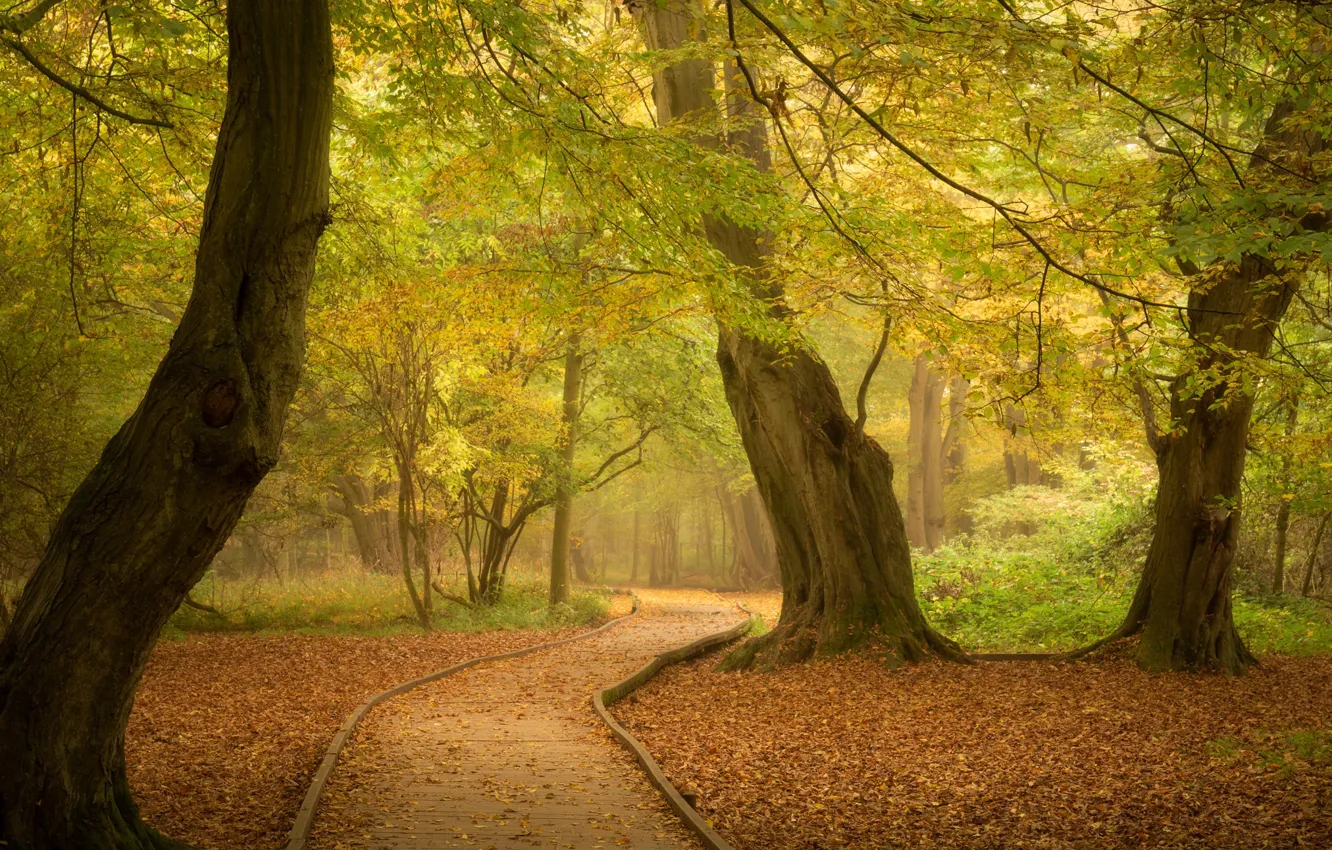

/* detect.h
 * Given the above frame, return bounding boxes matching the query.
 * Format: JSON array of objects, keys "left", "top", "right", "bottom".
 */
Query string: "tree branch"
[
  {"left": 0, "top": 0, "right": 63, "bottom": 35},
  {"left": 1, "top": 34, "right": 173, "bottom": 128},
  {"left": 854, "top": 313, "right": 890, "bottom": 434}
]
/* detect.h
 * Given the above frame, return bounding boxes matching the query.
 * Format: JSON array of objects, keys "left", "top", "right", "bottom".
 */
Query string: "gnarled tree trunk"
[
  {"left": 0, "top": 1, "right": 333, "bottom": 846},
  {"left": 1087, "top": 98, "right": 1325, "bottom": 674},
  {"left": 632, "top": 0, "right": 961, "bottom": 669}
]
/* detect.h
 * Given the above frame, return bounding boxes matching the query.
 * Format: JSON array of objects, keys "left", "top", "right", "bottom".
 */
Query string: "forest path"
[{"left": 308, "top": 589, "right": 745, "bottom": 850}]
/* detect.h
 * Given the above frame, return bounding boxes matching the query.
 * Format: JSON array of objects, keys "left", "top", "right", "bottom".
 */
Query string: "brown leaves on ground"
[
  {"left": 127, "top": 625, "right": 605, "bottom": 850},
  {"left": 614, "top": 651, "right": 1332, "bottom": 849}
]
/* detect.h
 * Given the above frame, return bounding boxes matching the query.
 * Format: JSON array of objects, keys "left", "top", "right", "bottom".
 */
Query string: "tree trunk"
[
  {"left": 906, "top": 356, "right": 928, "bottom": 548},
  {"left": 1302, "top": 512, "right": 1330, "bottom": 597},
  {"left": 632, "top": 0, "right": 960, "bottom": 669},
  {"left": 329, "top": 474, "right": 398, "bottom": 573},
  {"left": 630, "top": 508, "right": 641, "bottom": 583},
  {"left": 571, "top": 529, "right": 592, "bottom": 584},
  {"left": 396, "top": 468, "right": 429, "bottom": 630},
  {"left": 1003, "top": 403, "right": 1042, "bottom": 488},
  {"left": 922, "top": 368, "right": 946, "bottom": 553},
  {"left": 548, "top": 341, "right": 583, "bottom": 605},
  {"left": 942, "top": 376, "right": 969, "bottom": 485},
  {"left": 1273, "top": 501, "right": 1291, "bottom": 595},
  {"left": 722, "top": 486, "right": 777, "bottom": 589},
  {"left": 1086, "top": 97, "right": 1326, "bottom": 674},
  {"left": 0, "top": 2, "right": 333, "bottom": 846},
  {"left": 1272, "top": 401, "right": 1298, "bottom": 594}
]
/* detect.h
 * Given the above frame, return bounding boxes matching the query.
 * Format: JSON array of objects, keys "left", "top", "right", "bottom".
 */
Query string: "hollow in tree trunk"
[
  {"left": 630, "top": 0, "right": 961, "bottom": 668},
  {"left": 0, "top": 2, "right": 333, "bottom": 845}
]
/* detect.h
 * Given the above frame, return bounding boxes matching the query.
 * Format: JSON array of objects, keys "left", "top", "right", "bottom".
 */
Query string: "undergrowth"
[
  {"left": 915, "top": 459, "right": 1332, "bottom": 655},
  {"left": 165, "top": 571, "right": 610, "bottom": 638}
]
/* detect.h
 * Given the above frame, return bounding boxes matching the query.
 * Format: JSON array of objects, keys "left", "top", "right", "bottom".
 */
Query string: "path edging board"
[
  {"left": 593, "top": 615, "right": 754, "bottom": 850},
  {"left": 284, "top": 593, "right": 640, "bottom": 850}
]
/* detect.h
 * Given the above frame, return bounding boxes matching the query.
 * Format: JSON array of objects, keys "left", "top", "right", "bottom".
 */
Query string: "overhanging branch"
[{"left": 2, "top": 33, "right": 173, "bottom": 128}]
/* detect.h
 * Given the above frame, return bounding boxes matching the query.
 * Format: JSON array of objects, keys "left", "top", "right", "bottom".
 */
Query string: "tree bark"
[
  {"left": 0, "top": 2, "right": 333, "bottom": 845},
  {"left": 549, "top": 340, "right": 583, "bottom": 605},
  {"left": 1087, "top": 99, "right": 1326, "bottom": 673},
  {"left": 632, "top": 0, "right": 960, "bottom": 668}
]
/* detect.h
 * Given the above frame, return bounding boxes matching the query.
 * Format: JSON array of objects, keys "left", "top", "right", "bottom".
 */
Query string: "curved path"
[{"left": 308, "top": 589, "right": 746, "bottom": 850}]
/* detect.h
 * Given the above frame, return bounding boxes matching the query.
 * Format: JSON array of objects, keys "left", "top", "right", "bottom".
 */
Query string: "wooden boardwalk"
[{"left": 308, "top": 590, "right": 743, "bottom": 849}]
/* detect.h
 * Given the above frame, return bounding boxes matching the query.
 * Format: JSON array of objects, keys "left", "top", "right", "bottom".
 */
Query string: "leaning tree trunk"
[
  {"left": 1084, "top": 97, "right": 1326, "bottom": 674},
  {"left": 0, "top": 2, "right": 332, "bottom": 846},
  {"left": 632, "top": 0, "right": 962, "bottom": 668}
]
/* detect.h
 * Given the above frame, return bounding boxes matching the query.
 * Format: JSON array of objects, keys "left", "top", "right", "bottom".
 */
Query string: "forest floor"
[
  {"left": 126, "top": 594, "right": 634, "bottom": 850},
  {"left": 617, "top": 592, "right": 1332, "bottom": 849}
]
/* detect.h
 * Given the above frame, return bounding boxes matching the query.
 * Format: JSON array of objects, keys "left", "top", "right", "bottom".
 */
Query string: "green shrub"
[{"left": 916, "top": 459, "right": 1332, "bottom": 655}]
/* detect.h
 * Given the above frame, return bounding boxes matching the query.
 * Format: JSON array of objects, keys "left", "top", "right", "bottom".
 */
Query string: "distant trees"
[{"left": 907, "top": 357, "right": 969, "bottom": 553}]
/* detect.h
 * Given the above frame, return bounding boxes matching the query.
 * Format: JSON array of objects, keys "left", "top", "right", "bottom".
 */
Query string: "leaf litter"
[{"left": 616, "top": 611, "right": 1332, "bottom": 848}]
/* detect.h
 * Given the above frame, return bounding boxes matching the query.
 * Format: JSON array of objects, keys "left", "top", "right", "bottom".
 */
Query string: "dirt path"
[{"left": 308, "top": 589, "right": 745, "bottom": 849}]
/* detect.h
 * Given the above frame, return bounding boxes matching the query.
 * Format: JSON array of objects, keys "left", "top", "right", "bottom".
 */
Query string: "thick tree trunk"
[
  {"left": 549, "top": 341, "right": 583, "bottom": 604},
  {"left": 329, "top": 474, "right": 398, "bottom": 573},
  {"left": 0, "top": 2, "right": 333, "bottom": 846},
  {"left": 632, "top": 0, "right": 959, "bottom": 669},
  {"left": 1086, "top": 98, "right": 1326, "bottom": 674}
]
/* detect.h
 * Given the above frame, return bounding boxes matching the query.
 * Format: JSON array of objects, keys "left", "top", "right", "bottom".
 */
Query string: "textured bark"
[
  {"left": 632, "top": 0, "right": 959, "bottom": 668},
  {"left": 549, "top": 342, "right": 583, "bottom": 604},
  {"left": 1086, "top": 99, "right": 1326, "bottom": 674},
  {"left": 0, "top": 1, "right": 333, "bottom": 845}
]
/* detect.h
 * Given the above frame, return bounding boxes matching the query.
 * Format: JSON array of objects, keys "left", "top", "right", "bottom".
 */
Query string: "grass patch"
[
  {"left": 1206, "top": 729, "right": 1332, "bottom": 777},
  {"left": 170, "top": 570, "right": 611, "bottom": 635}
]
